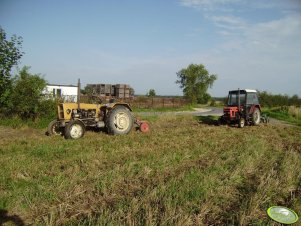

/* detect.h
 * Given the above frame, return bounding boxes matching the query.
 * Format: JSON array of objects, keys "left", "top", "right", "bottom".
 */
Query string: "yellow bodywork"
[{"left": 57, "top": 102, "right": 131, "bottom": 121}]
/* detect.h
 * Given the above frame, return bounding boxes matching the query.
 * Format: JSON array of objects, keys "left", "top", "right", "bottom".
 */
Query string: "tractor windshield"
[{"left": 227, "top": 90, "right": 246, "bottom": 106}]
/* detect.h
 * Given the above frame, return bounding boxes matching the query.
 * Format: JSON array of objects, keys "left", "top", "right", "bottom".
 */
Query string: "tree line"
[{"left": 258, "top": 91, "right": 301, "bottom": 108}]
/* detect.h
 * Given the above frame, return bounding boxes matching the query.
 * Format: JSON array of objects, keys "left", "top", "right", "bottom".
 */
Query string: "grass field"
[{"left": 0, "top": 115, "right": 301, "bottom": 225}]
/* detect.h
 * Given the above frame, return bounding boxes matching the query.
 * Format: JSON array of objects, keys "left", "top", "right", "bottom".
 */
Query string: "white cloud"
[
  {"left": 219, "top": 14, "right": 301, "bottom": 55},
  {"left": 180, "top": 0, "right": 241, "bottom": 9},
  {"left": 180, "top": 0, "right": 301, "bottom": 54},
  {"left": 248, "top": 14, "right": 301, "bottom": 45},
  {"left": 209, "top": 15, "right": 247, "bottom": 31},
  {"left": 178, "top": 0, "right": 301, "bottom": 96},
  {"left": 180, "top": 0, "right": 301, "bottom": 12}
]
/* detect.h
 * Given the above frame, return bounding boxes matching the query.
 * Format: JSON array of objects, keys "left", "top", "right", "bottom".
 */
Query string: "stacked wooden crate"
[
  {"left": 115, "top": 84, "right": 129, "bottom": 98},
  {"left": 86, "top": 83, "right": 134, "bottom": 99}
]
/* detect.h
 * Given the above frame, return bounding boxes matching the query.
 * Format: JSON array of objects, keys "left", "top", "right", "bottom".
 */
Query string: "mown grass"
[{"left": 0, "top": 115, "right": 301, "bottom": 225}]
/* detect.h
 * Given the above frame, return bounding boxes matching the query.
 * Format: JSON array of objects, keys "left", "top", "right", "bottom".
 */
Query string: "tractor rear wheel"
[
  {"left": 238, "top": 118, "right": 245, "bottom": 128},
  {"left": 252, "top": 108, "right": 261, "bottom": 125},
  {"left": 64, "top": 120, "right": 85, "bottom": 139},
  {"left": 106, "top": 106, "right": 133, "bottom": 135},
  {"left": 47, "top": 119, "right": 63, "bottom": 136}
]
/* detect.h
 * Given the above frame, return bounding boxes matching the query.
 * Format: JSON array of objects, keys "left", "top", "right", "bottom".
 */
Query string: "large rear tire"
[
  {"left": 64, "top": 120, "right": 85, "bottom": 139},
  {"left": 106, "top": 106, "right": 133, "bottom": 135},
  {"left": 252, "top": 108, "right": 261, "bottom": 125},
  {"left": 47, "top": 119, "right": 63, "bottom": 136}
]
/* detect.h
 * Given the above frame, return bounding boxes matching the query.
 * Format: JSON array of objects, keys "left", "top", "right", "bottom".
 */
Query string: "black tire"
[
  {"left": 106, "top": 106, "right": 133, "bottom": 135},
  {"left": 64, "top": 120, "right": 85, "bottom": 139},
  {"left": 47, "top": 119, "right": 63, "bottom": 136},
  {"left": 252, "top": 108, "right": 261, "bottom": 125},
  {"left": 238, "top": 118, "right": 245, "bottom": 128}
]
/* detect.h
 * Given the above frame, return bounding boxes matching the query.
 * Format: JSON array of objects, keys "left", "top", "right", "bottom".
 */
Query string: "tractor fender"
[
  {"left": 249, "top": 105, "right": 261, "bottom": 114},
  {"left": 105, "top": 103, "right": 132, "bottom": 111},
  {"left": 66, "top": 118, "right": 86, "bottom": 127}
]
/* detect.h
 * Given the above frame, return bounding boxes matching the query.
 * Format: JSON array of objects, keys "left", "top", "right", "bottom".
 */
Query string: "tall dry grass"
[{"left": 288, "top": 106, "right": 301, "bottom": 118}]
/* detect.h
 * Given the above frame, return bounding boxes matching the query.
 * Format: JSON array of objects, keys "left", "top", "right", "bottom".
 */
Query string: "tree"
[
  {"left": 176, "top": 64, "right": 217, "bottom": 103},
  {"left": 0, "top": 27, "right": 23, "bottom": 109},
  {"left": 10, "top": 66, "right": 47, "bottom": 119},
  {"left": 198, "top": 92, "right": 211, "bottom": 104},
  {"left": 147, "top": 89, "right": 156, "bottom": 97}
]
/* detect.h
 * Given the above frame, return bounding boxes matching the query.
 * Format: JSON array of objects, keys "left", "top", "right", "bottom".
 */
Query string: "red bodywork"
[
  {"left": 223, "top": 105, "right": 261, "bottom": 120},
  {"left": 223, "top": 106, "right": 241, "bottom": 119}
]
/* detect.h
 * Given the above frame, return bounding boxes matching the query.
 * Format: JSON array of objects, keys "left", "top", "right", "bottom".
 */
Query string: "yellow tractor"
[{"left": 47, "top": 80, "right": 149, "bottom": 139}]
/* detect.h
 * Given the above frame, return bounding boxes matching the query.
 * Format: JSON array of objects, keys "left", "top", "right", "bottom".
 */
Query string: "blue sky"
[{"left": 1, "top": 0, "right": 301, "bottom": 96}]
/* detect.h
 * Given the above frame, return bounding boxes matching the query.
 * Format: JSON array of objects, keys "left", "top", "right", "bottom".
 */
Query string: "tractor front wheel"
[
  {"left": 252, "top": 108, "right": 261, "bottom": 125},
  {"left": 106, "top": 106, "right": 133, "bottom": 135},
  {"left": 47, "top": 120, "right": 63, "bottom": 136},
  {"left": 64, "top": 120, "right": 85, "bottom": 139},
  {"left": 238, "top": 118, "right": 245, "bottom": 128}
]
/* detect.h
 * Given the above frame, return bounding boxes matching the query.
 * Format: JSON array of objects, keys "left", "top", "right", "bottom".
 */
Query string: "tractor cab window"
[
  {"left": 239, "top": 93, "right": 246, "bottom": 104},
  {"left": 227, "top": 91, "right": 246, "bottom": 106},
  {"left": 246, "top": 93, "right": 259, "bottom": 105},
  {"left": 228, "top": 93, "right": 237, "bottom": 106}
]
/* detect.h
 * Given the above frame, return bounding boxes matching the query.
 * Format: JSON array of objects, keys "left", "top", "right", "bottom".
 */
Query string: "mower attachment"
[
  {"left": 134, "top": 117, "right": 150, "bottom": 133},
  {"left": 261, "top": 114, "right": 269, "bottom": 124}
]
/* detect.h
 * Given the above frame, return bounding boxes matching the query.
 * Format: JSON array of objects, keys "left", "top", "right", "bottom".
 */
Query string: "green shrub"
[
  {"left": 38, "top": 99, "right": 58, "bottom": 119},
  {"left": 9, "top": 66, "right": 46, "bottom": 119}
]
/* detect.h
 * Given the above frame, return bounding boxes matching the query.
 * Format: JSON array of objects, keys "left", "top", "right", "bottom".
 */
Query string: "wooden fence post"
[{"left": 152, "top": 97, "right": 154, "bottom": 108}]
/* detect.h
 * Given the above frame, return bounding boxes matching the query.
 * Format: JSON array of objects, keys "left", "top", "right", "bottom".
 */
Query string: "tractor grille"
[
  {"left": 224, "top": 107, "right": 238, "bottom": 118},
  {"left": 58, "top": 104, "right": 64, "bottom": 119}
]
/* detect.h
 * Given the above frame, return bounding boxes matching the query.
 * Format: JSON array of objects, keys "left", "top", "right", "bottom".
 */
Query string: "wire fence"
[{"left": 127, "top": 97, "right": 190, "bottom": 108}]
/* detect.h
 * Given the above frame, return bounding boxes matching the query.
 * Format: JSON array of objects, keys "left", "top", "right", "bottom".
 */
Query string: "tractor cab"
[
  {"left": 226, "top": 89, "right": 259, "bottom": 110},
  {"left": 220, "top": 89, "right": 265, "bottom": 127}
]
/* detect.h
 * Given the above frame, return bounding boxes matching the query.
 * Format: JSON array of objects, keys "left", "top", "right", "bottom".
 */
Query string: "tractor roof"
[
  {"left": 244, "top": 89, "right": 257, "bottom": 93},
  {"left": 229, "top": 89, "right": 257, "bottom": 93}
]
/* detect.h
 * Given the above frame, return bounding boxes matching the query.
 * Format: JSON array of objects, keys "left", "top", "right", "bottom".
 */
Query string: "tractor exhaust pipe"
[
  {"left": 238, "top": 88, "right": 240, "bottom": 113},
  {"left": 77, "top": 79, "right": 81, "bottom": 109}
]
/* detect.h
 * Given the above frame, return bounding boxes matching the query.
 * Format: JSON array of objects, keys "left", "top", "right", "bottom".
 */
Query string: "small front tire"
[
  {"left": 238, "top": 118, "right": 245, "bottom": 128},
  {"left": 64, "top": 120, "right": 85, "bottom": 139},
  {"left": 47, "top": 120, "right": 63, "bottom": 136}
]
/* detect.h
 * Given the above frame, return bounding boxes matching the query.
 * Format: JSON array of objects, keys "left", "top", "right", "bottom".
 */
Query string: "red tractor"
[{"left": 219, "top": 89, "right": 268, "bottom": 128}]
